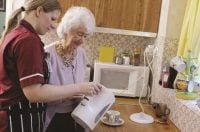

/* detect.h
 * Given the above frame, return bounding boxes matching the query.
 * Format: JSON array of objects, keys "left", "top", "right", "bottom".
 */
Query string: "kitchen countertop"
[{"left": 93, "top": 97, "right": 180, "bottom": 132}]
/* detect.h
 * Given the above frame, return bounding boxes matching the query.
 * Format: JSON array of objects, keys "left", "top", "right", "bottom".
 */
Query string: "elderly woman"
[{"left": 44, "top": 7, "right": 96, "bottom": 132}]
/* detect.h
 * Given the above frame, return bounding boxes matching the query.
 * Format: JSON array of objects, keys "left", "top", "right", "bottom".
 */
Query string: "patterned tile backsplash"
[
  {"left": 162, "top": 37, "right": 179, "bottom": 65},
  {"left": 41, "top": 30, "right": 156, "bottom": 65}
]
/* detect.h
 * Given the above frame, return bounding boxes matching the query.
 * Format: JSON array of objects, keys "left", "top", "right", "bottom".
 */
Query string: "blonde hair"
[
  {"left": 57, "top": 6, "right": 96, "bottom": 38},
  {"left": 1, "top": 0, "right": 61, "bottom": 41}
]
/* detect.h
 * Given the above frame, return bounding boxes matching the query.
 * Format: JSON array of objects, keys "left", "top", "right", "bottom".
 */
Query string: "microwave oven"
[{"left": 93, "top": 62, "right": 149, "bottom": 97}]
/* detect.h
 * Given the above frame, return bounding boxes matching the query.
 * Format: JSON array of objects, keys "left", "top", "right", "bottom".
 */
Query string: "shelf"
[{"left": 95, "top": 27, "right": 157, "bottom": 38}]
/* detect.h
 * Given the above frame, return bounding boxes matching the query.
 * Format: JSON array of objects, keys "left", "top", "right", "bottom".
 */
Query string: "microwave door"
[{"left": 100, "top": 68, "right": 136, "bottom": 90}]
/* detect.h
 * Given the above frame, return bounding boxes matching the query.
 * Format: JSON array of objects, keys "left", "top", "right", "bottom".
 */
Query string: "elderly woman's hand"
[{"left": 77, "top": 82, "right": 102, "bottom": 96}]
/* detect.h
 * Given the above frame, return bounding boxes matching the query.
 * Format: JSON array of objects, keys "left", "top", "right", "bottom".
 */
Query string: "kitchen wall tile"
[{"left": 162, "top": 38, "right": 179, "bottom": 65}]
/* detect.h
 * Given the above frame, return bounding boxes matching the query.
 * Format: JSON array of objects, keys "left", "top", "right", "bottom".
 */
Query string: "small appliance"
[
  {"left": 71, "top": 87, "right": 115, "bottom": 130},
  {"left": 93, "top": 62, "right": 149, "bottom": 97}
]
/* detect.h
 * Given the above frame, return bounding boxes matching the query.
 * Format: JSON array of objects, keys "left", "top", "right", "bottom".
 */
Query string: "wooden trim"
[{"left": 95, "top": 27, "right": 157, "bottom": 38}]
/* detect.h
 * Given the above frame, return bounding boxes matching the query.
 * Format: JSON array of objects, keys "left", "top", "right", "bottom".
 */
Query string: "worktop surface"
[{"left": 93, "top": 97, "right": 180, "bottom": 132}]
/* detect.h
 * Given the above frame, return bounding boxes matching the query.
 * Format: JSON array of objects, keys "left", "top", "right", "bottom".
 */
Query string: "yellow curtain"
[{"left": 177, "top": 0, "right": 200, "bottom": 60}]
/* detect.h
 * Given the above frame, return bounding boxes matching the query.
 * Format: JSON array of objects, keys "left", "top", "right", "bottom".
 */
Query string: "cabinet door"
[{"left": 59, "top": 0, "right": 162, "bottom": 33}]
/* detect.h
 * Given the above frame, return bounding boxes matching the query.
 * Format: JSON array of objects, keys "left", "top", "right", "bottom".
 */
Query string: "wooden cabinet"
[{"left": 59, "top": 0, "right": 162, "bottom": 33}]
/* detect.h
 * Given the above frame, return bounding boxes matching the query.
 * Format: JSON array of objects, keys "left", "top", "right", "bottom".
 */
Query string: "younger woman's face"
[
  {"left": 36, "top": 9, "right": 61, "bottom": 35},
  {"left": 65, "top": 26, "right": 90, "bottom": 49}
]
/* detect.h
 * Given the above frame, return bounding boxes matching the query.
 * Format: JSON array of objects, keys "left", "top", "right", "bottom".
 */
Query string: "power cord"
[
  {"left": 138, "top": 45, "right": 157, "bottom": 113},
  {"left": 129, "top": 45, "right": 157, "bottom": 124}
]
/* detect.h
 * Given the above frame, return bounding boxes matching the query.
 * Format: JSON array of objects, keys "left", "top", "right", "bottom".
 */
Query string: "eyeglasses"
[{"left": 76, "top": 32, "right": 90, "bottom": 39}]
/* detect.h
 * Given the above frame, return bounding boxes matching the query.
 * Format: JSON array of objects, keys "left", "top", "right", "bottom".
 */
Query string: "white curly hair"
[{"left": 57, "top": 6, "right": 96, "bottom": 38}]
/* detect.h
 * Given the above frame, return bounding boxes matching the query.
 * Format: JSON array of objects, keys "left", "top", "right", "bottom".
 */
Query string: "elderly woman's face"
[{"left": 66, "top": 26, "right": 89, "bottom": 48}]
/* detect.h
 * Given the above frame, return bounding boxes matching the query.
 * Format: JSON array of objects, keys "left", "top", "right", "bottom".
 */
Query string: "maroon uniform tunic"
[{"left": 0, "top": 20, "right": 48, "bottom": 132}]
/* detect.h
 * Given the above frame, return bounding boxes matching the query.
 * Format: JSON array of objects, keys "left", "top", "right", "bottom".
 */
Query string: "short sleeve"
[{"left": 14, "top": 36, "right": 45, "bottom": 88}]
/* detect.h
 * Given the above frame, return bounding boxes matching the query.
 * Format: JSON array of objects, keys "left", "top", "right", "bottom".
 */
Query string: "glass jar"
[
  {"left": 115, "top": 56, "right": 123, "bottom": 65},
  {"left": 121, "top": 52, "right": 130, "bottom": 65},
  {"left": 133, "top": 48, "right": 141, "bottom": 66}
]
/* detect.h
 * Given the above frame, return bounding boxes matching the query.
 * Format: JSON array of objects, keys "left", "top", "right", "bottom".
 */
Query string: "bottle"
[
  {"left": 115, "top": 56, "right": 123, "bottom": 65},
  {"left": 121, "top": 52, "right": 130, "bottom": 65},
  {"left": 133, "top": 48, "right": 141, "bottom": 66},
  {"left": 162, "top": 66, "right": 170, "bottom": 88}
]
